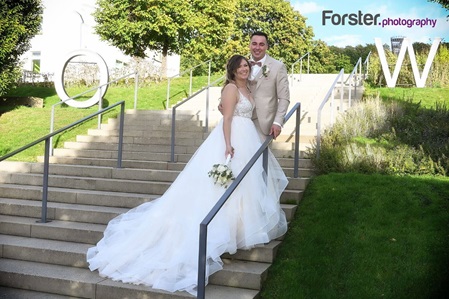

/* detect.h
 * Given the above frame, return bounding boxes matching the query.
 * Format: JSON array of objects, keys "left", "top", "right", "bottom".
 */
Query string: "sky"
[{"left": 290, "top": 0, "right": 449, "bottom": 47}]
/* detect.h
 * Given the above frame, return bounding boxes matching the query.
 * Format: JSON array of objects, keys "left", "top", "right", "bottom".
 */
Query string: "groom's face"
[{"left": 250, "top": 35, "right": 268, "bottom": 62}]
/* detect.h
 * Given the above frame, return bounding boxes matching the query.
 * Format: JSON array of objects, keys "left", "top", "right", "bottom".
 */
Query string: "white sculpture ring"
[{"left": 54, "top": 49, "right": 109, "bottom": 108}]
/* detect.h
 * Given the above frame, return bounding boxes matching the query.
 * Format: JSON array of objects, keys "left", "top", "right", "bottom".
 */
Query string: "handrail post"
[
  {"left": 197, "top": 223, "right": 207, "bottom": 299},
  {"left": 294, "top": 105, "right": 300, "bottom": 178},
  {"left": 208, "top": 61, "right": 211, "bottom": 86},
  {"left": 205, "top": 86, "right": 210, "bottom": 132},
  {"left": 348, "top": 74, "right": 353, "bottom": 107},
  {"left": 117, "top": 102, "right": 125, "bottom": 168},
  {"left": 97, "top": 86, "right": 102, "bottom": 129},
  {"left": 39, "top": 138, "right": 51, "bottom": 223},
  {"left": 189, "top": 70, "right": 193, "bottom": 96},
  {"left": 134, "top": 70, "right": 138, "bottom": 110},
  {"left": 263, "top": 148, "right": 269, "bottom": 175},
  {"left": 166, "top": 77, "right": 171, "bottom": 110},
  {"left": 171, "top": 108, "right": 176, "bottom": 162},
  {"left": 49, "top": 106, "right": 55, "bottom": 156},
  {"left": 340, "top": 74, "right": 344, "bottom": 111},
  {"left": 307, "top": 53, "right": 310, "bottom": 74}
]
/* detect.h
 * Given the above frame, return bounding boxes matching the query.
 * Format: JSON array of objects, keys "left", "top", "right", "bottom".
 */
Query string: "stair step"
[
  {"left": 1, "top": 233, "right": 282, "bottom": 268},
  {"left": 0, "top": 184, "right": 155, "bottom": 208},
  {"left": 210, "top": 258, "right": 271, "bottom": 290},
  {"left": 0, "top": 258, "right": 260, "bottom": 298},
  {"left": 1, "top": 235, "right": 90, "bottom": 268},
  {"left": 34, "top": 156, "right": 313, "bottom": 171},
  {"left": 0, "top": 286, "right": 83, "bottom": 299},
  {"left": 0, "top": 98, "right": 318, "bottom": 296},
  {"left": 0, "top": 167, "right": 309, "bottom": 196},
  {"left": 0, "top": 182, "right": 302, "bottom": 206},
  {"left": 0, "top": 197, "right": 297, "bottom": 224},
  {"left": 0, "top": 215, "right": 105, "bottom": 244},
  {"left": 76, "top": 134, "right": 206, "bottom": 146}
]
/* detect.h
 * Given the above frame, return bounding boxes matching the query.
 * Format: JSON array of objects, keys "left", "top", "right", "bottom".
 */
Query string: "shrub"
[{"left": 309, "top": 94, "right": 449, "bottom": 176}]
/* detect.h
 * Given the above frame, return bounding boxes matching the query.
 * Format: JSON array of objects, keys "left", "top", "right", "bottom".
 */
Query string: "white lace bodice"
[{"left": 234, "top": 91, "right": 254, "bottom": 119}]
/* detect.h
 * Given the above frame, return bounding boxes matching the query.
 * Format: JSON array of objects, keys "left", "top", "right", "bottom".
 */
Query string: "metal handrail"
[
  {"left": 316, "top": 69, "right": 345, "bottom": 159},
  {"left": 0, "top": 101, "right": 126, "bottom": 223},
  {"left": 290, "top": 52, "right": 310, "bottom": 85},
  {"left": 196, "top": 102, "right": 301, "bottom": 299},
  {"left": 166, "top": 59, "right": 212, "bottom": 109},
  {"left": 363, "top": 51, "right": 371, "bottom": 79},
  {"left": 344, "top": 57, "right": 362, "bottom": 107},
  {"left": 170, "top": 76, "right": 225, "bottom": 162},
  {"left": 50, "top": 71, "right": 138, "bottom": 155}
]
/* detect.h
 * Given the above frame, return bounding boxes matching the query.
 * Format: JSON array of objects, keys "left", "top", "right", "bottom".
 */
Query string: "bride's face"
[{"left": 235, "top": 59, "right": 250, "bottom": 81}]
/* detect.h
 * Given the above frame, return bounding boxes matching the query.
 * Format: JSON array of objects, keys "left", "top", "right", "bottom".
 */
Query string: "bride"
[{"left": 86, "top": 54, "right": 288, "bottom": 296}]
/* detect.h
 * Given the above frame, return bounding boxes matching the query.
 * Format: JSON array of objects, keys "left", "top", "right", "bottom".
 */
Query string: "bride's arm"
[{"left": 221, "top": 84, "right": 238, "bottom": 158}]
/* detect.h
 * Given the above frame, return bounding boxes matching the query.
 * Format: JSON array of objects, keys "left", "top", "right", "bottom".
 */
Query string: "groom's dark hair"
[{"left": 250, "top": 31, "right": 269, "bottom": 46}]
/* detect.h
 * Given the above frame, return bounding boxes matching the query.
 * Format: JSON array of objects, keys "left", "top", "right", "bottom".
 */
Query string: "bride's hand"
[{"left": 225, "top": 145, "right": 234, "bottom": 158}]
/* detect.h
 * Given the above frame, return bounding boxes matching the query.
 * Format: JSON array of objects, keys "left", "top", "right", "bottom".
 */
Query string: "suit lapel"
[{"left": 255, "top": 55, "right": 272, "bottom": 91}]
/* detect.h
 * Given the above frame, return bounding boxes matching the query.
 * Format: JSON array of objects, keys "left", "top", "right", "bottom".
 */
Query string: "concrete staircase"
[
  {"left": 0, "top": 109, "right": 314, "bottom": 298},
  {"left": 173, "top": 73, "right": 364, "bottom": 154}
]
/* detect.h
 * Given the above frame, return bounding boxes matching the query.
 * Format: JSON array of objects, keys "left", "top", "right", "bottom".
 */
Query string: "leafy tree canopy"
[
  {"left": 0, "top": 0, "right": 43, "bottom": 96},
  {"left": 94, "top": 0, "right": 236, "bottom": 76},
  {"left": 429, "top": 0, "right": 449, "bottom": 9},
  {"left": 94, "top": 0, "right": 315, "bottom": 75}
]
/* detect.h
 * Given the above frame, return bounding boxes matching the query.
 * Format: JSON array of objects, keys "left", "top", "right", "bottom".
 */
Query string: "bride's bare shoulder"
[
  {"left": 223, "top": 83, "right": 238, "bottom": 91},
  {"left": 221, "top": 83, "right": 239, "bottom": 103}
]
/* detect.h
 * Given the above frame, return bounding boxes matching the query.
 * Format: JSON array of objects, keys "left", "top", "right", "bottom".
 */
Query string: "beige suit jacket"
[{"left": 249, "top": 55, "right": 290, "bottom": 136}]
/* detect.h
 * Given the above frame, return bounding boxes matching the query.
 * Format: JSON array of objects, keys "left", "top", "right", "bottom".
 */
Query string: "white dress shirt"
[{"left": 249, "top": 55, "right": 267, "bottom": 81}]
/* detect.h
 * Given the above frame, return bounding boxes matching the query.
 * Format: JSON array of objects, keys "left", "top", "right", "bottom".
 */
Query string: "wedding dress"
[{"left": 86, "top": 90, "right": 288, "bottom": 295}]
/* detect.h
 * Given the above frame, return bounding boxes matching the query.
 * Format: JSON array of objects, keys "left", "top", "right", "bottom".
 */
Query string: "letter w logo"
[{"left": 374, "top": 37, "right": 441, "bottom": 88}]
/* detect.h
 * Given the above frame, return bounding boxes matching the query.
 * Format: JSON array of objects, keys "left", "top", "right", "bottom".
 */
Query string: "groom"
[
  {"left": 248, "top": 31, "right": 290, "bottom": 140},
  {"left": 219, "top": 32, "right": 290, "bottom": 140}
]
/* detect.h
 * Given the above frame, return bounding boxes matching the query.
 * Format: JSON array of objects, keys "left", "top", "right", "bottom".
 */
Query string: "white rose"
[{"left": 217, "top": 165, "right": 226, "bottom": 172}]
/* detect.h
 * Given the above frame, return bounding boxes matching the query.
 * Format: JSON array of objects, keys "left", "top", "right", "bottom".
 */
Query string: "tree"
[
  {"left": 94, "top": 0, "right": 235, "bottom": 77},
  {"left": 226, "top": 0, "right": 314, "bottom": 68},
  {"left": 0, "top": 0, "right": 43, "bottom": 96},
  {"left": 179, "top": 0, "right": 237, "bottom": 75},
  {"left": 428, "top": 0, "right": 449, "bottom": 9},
  {"left": 309, "top": 40, "right": 337, "bottom": 73},
  {"left": 182, "top": 0, "right": 315, "bottom": 74}
]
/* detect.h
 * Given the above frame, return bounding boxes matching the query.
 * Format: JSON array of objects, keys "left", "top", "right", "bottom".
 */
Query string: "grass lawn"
[
  {"left": 364, "top": 86, "right": 449, "bottom": 108},
  {"left": 0, "top": 75, "right": 221, "bottom": 161},
  {"left": 261, "top": 173, "right": 449, "bottom": 299}
]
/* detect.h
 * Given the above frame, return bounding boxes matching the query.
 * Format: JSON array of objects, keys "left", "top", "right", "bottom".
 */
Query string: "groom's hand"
[
  {"left": 270, "top": 124, "right": 281, "bottom": 139},
  {"left": 218, "top": 102, "right": 224, "bottom": 115}
]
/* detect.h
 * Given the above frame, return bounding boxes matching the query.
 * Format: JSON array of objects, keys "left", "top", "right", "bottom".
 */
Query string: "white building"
[{"left": 20, "top": 0, "right": 180, "bottom": 81}]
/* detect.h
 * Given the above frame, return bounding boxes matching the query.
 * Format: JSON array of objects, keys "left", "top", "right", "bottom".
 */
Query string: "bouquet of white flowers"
[{"left": 208, "top": 155, "right": 235, "bottom": 188}]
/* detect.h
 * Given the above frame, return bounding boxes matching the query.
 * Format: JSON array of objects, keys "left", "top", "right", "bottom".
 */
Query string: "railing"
[
  {"left": 50, "top": 71, "right": 138, "bottom": 155},
  {"left": 315, "top": 53, "right": 371, "bottom": 159},
  {"left": 290, "top": 52, "right": 310, "bottom": 85},
  {"left": 170, "top": 76, "right": 225, "bottom": 162},
  {"left": 363, "top": 51, "right": 371, "bottom": 80},
  {"left": 344, "top": 57, "right": 362, "bottom": 107},
  {"left": 166, "top": 60, "right": 212, "bottom": 109},
  {"left": 196, "top": 102, "right": 301, "bottom": 299},
  {"left": 316, "top": 69, "right": 345, "bottom": 159},
  {"left": 0, "top": 101, "right": 126, "bottom": 223}
]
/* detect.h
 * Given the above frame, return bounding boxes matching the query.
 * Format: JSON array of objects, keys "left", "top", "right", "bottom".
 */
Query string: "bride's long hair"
[{"left": 223, "top": 55, "right": 251, "bottom": 90}]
